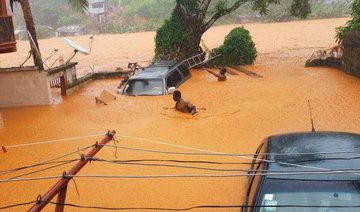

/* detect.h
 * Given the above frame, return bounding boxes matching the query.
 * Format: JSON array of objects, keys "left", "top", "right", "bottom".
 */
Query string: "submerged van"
[{"left": 122, "top": 61, "right": 191, "bottom": 96}]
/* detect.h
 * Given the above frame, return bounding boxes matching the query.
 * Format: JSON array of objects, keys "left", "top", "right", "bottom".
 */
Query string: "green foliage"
[
  {"left": 290, "top": 0, "right": 311, "bottom": 19},
  {"left": 336, "top": 0, "right": 360, "bottom": 43},
  {"left": 35, "top": 25, "right": 54, "bottom": 39},
  {"left": 209, "top": 27, "right": 257, "bottom": 66},
  {"left": 154, "top": 1, "right": 200, "bottom": 61},
  {"left": 57, "top": 16, "right": 83, "bottom": 26}
]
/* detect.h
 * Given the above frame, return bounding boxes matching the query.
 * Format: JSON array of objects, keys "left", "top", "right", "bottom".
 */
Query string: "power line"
[
  {"left": 3, "top": 169, "right": 360, "bottom": 183},
  {"left": 4, "top": 134, "right": 104, "bottom": 149},
  {"left": 39, "top": 200, "right": 360, "bottom": 211},
  {"left": 88, "top": 157, "right": 360, "bottom": 173},
  {"left": 0, "top": 201, "right": 36, "bottom": 210},
  {"left": 0, "top": 145, "right": 94, "bottom": 176},
  {"left": 6, "top": 159, "right": 78, "bottom": 180},
  {"left": 102, "top": 144, "right": 360, "bottom": 157},
  {"left": 0, "top": 159, "right": 79, "bottom": 174}
]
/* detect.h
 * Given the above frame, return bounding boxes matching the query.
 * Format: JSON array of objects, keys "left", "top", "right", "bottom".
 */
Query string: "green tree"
[
  {"left": 336, "top": 0, "right": 360, "bottom": 43},
  {"left": 155, "top": 0, "right": 311, "bottom": 60}
]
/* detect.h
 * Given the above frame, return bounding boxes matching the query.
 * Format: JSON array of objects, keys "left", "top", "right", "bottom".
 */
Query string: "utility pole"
[{"left": 28, "top": 130, "right": 116, "bottom": 212}]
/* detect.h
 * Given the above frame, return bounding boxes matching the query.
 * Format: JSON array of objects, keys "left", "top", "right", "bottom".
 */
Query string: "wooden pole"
[{"left": 28, "top": 130, "right": 116, "bottom": 212}]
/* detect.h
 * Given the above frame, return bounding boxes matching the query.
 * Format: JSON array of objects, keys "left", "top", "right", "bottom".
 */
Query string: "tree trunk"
[
  {"left": 20, "top": 0, "right": 43, "bottom": 69},
  {"left": 188, "top": 30, "right": 203, "bottom": 57}
]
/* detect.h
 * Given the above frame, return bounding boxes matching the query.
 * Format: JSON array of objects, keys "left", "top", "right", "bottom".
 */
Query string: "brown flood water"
[{"left": 1, "top": 18, "right": 360, "bottom": 211}]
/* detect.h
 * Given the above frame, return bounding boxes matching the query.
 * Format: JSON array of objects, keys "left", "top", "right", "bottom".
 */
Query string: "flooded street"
[{"left": 1, "top": 18, "right": 360, "bottom": 211}]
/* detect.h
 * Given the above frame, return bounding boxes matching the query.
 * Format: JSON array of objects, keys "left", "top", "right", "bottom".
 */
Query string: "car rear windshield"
[
  {"left": 257, "top": 179, "right": 360, "bottom": 212},
  {"left": 123, "top": 79, "right": 163, "bottom": 96}
]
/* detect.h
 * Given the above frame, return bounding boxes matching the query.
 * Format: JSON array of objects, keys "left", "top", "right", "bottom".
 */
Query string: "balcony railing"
[{"left": 0, "top": 16, "right": 16, "bottom": 53}]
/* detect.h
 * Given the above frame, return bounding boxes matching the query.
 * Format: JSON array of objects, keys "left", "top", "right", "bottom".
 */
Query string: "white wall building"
[{"left": 88, "top": 0, "right": 107, "bottom": 25}]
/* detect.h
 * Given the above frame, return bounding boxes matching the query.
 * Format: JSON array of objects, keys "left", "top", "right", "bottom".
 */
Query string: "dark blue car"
[{"left": 244, "top": 132, "right": 360, "bottom": 212}]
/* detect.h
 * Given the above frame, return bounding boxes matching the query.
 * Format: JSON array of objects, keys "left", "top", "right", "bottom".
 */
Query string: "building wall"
[{"left": 0, "top": 67, "right": 51, "bottom": 107}]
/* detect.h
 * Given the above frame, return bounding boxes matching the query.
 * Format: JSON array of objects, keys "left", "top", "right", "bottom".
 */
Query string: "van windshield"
[
  {"left": 257, "top": 179, "right": 360, "bottom": 212},
  {"left": 123, "top": 79, "right": 163, "bottom": 96}
]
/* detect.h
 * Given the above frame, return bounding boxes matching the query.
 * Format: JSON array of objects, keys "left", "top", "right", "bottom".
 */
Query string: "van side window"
[
  {"left": 178, "top": 65, "right": 190, "bottom": 78},
  {"left": 167, "top": 75, "right": 175, "bottom": 87},
  {"left": 172, "top": 70, "right": 182, "bottom": 86}
]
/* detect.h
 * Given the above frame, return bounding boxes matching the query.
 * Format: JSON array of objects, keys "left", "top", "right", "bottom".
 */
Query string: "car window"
[
  {"left": 258, "top": 179, "right": 360, "bottom": 212},
  {"left": 123, "top": 79, "right": 163, "bottom": 96},
  {"left": 166, "top": 75, "right": 175, "bottom": 88},
  {"left": 169, "top": 70, "right": 182, "bottom": 87},
  {"left": 178, "top": 64, "right": 190, "bottom": 78}
]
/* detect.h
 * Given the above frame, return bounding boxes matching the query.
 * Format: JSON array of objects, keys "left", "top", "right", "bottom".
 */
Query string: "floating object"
[
  {"left": 95, "top": 90, "right": 116, "bottom": 105},
  {"left": 229, "top": 66, "right": 263, "bottom": 78}
]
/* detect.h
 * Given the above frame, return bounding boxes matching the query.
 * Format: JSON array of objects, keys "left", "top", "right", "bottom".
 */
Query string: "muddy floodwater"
[{"left": 1, "top": 18, "right": 360, "bottom": 211}]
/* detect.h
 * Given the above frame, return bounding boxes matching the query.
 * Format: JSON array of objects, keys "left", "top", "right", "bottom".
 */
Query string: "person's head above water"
[
  {"left": 173, "top": 90, "right": 181, "bottom": 102},
  {"left": 220, "top": 67, "right": 227, "bottom": 75}
]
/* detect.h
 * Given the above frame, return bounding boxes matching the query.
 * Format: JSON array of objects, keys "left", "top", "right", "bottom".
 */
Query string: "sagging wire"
[
  {"left": 5, "top": 159, "right": 78, "bottom": 180},
  {"left": 62, "top": 170, "right": 360, "bottom": 179},
  {"left": 90, "top": 158, "right": 255, "bottom": 165},
  {"left": 101, "top": 144, "right": 360, "bottom": 157},
  {"left": 0, "top": 200, "right": 37, "bottom": 210},
  {"left": 3, "top": 169, "right": 360, "bottom": 183},
  {"left": 0, "top": 144, "right": 94, "bottom": 176},
  {"left": 88, "top": 157, "right": 360, "bottom": 173},
  {"left": 99, "top": 144, "right": 359, "bottom": 173},
  {"left": 38, "top": 200, "right": 360, "bottom": 210}
]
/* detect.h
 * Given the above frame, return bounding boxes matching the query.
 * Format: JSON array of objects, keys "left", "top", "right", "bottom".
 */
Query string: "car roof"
[
  {"left": 266, "top": 131, "right": 360, "bottom": 180},
  {"left": 130, "top": 61, "right": 180, "bottom": 79}
]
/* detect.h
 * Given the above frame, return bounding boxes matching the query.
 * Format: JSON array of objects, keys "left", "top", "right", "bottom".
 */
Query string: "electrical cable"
[
  {"left": 88, "top": 157, "right": 360, "bottom": 173},
  {"left": 6, "top": 159, "right": 78, "bottom": 180},
  {"left": 0, "top": 200, "right": 36, "bottom": 210},
  {"left": 4, "top": 134, "right": 103, "bottom": 149},
  {"left": 0, "top": 159, "right": 79, "bottom": 174},
  {"left": 99, "top": 144, "right": 355, "bottom": 173},
  {"left": 102, "top": 144, "right": 360, "bottom": 157},
  {"left": 4, "top": 168, "right": 360, "bottom": 183},
  {"left": 40, "top": 200, "right": 360, "bottom": 211},
  {"left": 62, "top": 170, "right": 360, "bottom": 179},
  {"left": 0, "top": 145, "right": 94, "bottom": 176}
]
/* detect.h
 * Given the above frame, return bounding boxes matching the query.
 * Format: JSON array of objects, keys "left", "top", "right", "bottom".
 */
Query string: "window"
[
  {"left": 178, "top": 65, "right": 190, "bottom": 78},
  {"left": 123, "top": 79, "right": 163, "bottom": 96},
  {"left": 172, "top": 70, "right": 182, "bottom": 85},
  {"left": 92, "top": 2, "right": 104, "bottom": 9}
]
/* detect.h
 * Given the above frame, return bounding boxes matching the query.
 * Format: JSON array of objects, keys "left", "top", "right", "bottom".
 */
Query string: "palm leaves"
[{"left": 68, "top": 0, "right": 89, "bottom": 13}]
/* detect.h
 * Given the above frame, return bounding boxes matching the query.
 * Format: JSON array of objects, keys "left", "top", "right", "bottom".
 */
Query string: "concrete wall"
[
  {"left": 0, "top": 66, "right": 51, "bottom": 108},
  {"left": 342, "top": 31, "right": 360, "bottom": 77},
  {"left": 306, "top": 30, "right": 360, "bottom": 78}
]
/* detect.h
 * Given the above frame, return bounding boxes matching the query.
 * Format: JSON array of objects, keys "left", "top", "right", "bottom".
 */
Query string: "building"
[
  {"left": 0, "top": 0, "right": 16, "bottom": 54},
  {"left": 88, "top": 0, "right": 107, "bottom": 26},
  {"left": 55, "top": 25, "right": 85, "bottom": 37}
]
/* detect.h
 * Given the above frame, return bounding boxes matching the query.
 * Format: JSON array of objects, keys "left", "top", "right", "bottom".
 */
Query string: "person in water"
[
  {"left": 173, "top": 90, "right": 196, "bottom": 115},
  {"left": 205, "top": 67, "right": 227, "bottom": 81},
  {"left": 158, "top": 48, "right": 171, "bottom": 61}
]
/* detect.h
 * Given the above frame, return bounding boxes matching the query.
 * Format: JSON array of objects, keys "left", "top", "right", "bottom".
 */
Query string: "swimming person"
[
  {"left": 173, "top": 91, "right": 196, "bottom": 115},
  {"left": 205, "top": 67, "right": 227, "bottom": 81},
  {"left": 158, "top": 48, "right": 171, "bottom": 61}
]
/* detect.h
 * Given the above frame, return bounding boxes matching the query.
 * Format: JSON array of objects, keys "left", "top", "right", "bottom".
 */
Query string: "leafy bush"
[
  {"left": 35, "top": 25, "right": 53, "bottom": 39},
  {"left": 57, "top": 16, "right": 83, "bottom": 26},
  {"left": 336, "top": 0, "right": 360, "bottom": 43},
  {"left": 209, "top": 27, "right": 257, "bottom": 66}
]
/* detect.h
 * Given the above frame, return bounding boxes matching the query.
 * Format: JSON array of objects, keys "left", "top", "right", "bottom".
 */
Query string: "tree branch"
[
  {"left": 203, "top": 0, "right": 246, "bottom": 32},
  {"left": 176, "top": 0, "right": 193, "bottom": 27}
]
